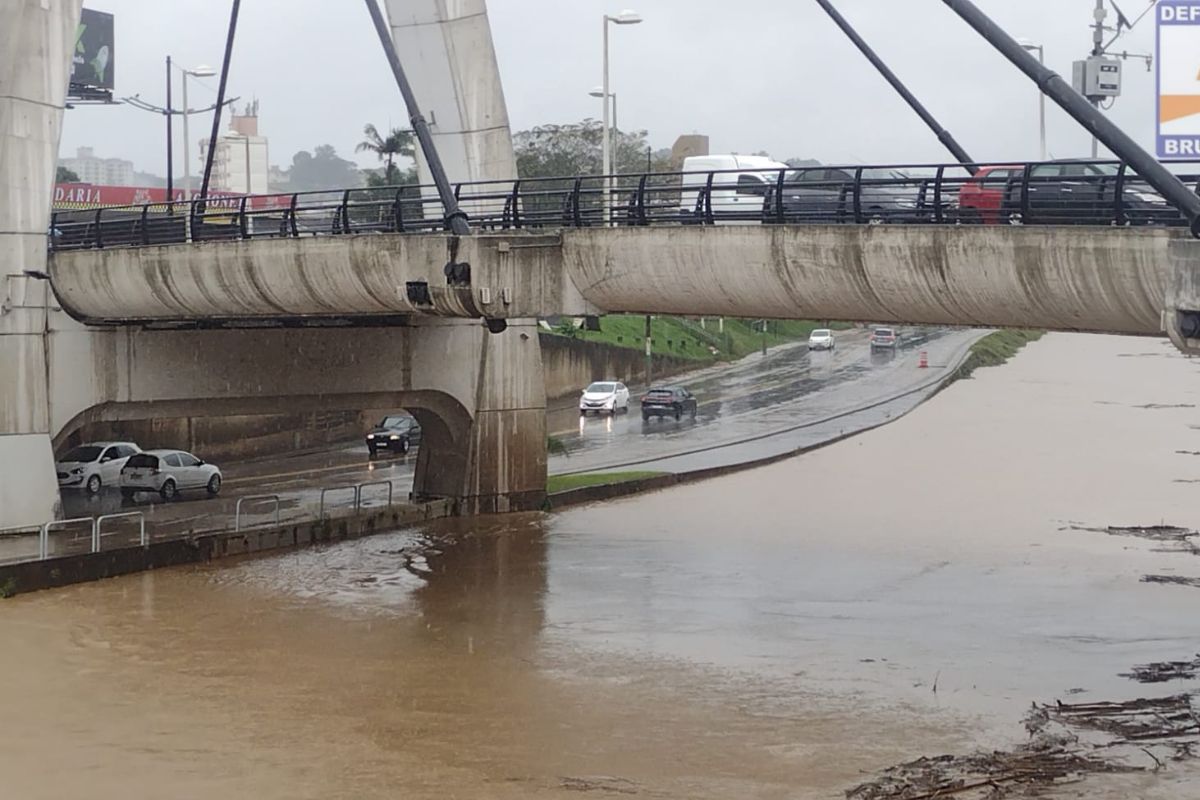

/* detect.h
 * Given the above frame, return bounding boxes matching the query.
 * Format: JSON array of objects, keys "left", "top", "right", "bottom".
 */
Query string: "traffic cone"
[{"left": 918, "top": 351, "right": 929, "bottom": 368}]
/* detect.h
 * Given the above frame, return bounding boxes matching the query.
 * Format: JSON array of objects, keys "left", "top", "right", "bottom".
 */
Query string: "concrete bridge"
[{"left": 8, "top": 0, "right": 1200, "bottom": 530}]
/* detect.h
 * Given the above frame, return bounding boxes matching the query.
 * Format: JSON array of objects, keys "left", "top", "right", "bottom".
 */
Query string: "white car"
[
  {"left": 579, "top": 381, "right": 631, "bottom": 415},
  {"left": 808, "top": 329, "right": 835, "bottom": 351},
  {"left": 119, "top": 449, "right": 222, "bottom": 500},
  {"left": 56, "top": 441, "right": 141, "bottom": 494}
]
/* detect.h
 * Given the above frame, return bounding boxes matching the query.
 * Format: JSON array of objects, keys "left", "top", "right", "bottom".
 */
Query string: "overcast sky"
[{"left": 60, "top": 0, "right": 1162, "bottom": 176}]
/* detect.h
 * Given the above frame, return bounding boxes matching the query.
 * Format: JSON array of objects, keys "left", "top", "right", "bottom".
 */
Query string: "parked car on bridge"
[
  {"left": 765, "top": 167, "right": 940, "bottom": 224},
  {"left": 641, "top": 386, "right": 698, "bottom": 421},
  {"left": 956, "top": 165, "right": 1025, "bottom": 224},
  {"left": 120, "top": 449, "right": 222, "bottom": 501},
  {"left": 580, "top": 381, "right": 631, "bottom": 416},
  {"left": 1001, "top": 161, "right": 1180, "bottom": 226},
  {"left": 679, "top": 154, "right": 788, "bottom": 224},
  {"left": 366, "top": 413, "right": 422, "bottom": 458},
  {"left": 56, "top": 441, "right": 141, "bottom": 494},
  {"left": 869, "top": 327, "right": 900, "bottom": 351},
  {"left": 808, "top": 329, "right": 836, "bottom": 351}
]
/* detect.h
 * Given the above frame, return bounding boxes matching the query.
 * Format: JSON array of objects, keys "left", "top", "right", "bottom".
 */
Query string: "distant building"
[
  {"left": 200, "top": 101, "right": 270, "bottom": 194},
  {"left": 58, "top": 146, "right": 134, "bottom": 186}
]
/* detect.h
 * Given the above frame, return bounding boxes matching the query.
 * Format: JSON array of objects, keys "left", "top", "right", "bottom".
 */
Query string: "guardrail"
[
  {"left": 234, "top": 494, "right": 281, "bottom": 533},
  {"left": 95, "top": 511, "right": 146, "bottom": 550},
  {"left": 47, "top": 158, "right": 1200, "bottom": 253},
  {"left": 6, "top": 480, "right": 403, "bottom": 568},
  {"left": 356, "top": 480, "right": 394, "bottom": 510},
  {"left": 40, "top": 516, "right": 96, "bottom": 560},
  {"left": 319, "top": 479, "right": 399, "bottom": 519}
]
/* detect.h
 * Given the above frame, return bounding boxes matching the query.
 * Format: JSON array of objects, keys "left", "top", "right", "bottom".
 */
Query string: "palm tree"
[{"left": 356, "top": 124, "right": 415, "bottom": 184}]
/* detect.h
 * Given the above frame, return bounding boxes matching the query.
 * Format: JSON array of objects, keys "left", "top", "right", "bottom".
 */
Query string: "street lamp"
[
  {"left": 1018, "top": 39, "right": 1046, "bottom": 161},
  {"left": 589, "top": 86, "right": 617, "bottom": 175},
  {"left": 174, "top": 62, "right": 216, "bottom": 200},
  {"left": 601, "top": 9, "right": 641, "bottom": 224}
]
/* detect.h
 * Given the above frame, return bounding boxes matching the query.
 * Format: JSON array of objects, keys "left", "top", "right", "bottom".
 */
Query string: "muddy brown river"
[{"left": 2, "top": 333, "right": 1198, "bottom": 799}]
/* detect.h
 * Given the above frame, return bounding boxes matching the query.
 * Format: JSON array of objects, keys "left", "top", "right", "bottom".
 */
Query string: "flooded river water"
[{"left": 2, "top": 333, "right": 1198, "bottom": 799}]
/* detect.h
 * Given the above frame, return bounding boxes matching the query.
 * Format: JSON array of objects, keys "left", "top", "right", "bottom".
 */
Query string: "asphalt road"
[{"left": 0, "top": 327, "right": 982, "bottom": 563}]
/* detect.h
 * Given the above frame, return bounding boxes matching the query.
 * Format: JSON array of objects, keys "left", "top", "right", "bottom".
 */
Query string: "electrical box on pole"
[{"left": 1072, "top": 56, "right": 1122, "bottom": 100}]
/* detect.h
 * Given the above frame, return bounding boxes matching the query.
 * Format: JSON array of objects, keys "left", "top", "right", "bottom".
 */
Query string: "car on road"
[
  {"left": 808, "top": 328, "right": 835, "bottom": 351},
  {"left": 869, "top": 327, "right": 900, "bottom": 351},
  {"left": 641, "top": 386, "right": 698, "bottom": 421},
  {"left": 580, "top": 381, "right": 630, "bottom": 416},
  {"left": 56, "top": 441, "right": 141, "bottom": 494},
  {"left": 366, "top": 414, "right": 422, "bottom": 458},
  {"left": 120, "top": 449, "right": 222, "bottom": 501}
]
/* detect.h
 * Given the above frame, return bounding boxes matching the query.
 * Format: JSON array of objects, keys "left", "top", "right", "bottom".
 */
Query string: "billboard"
[
  {"left": 71, "top": 8, "right": 114, "bottom": 91},
  {"left": 52, "top": 184, "right": 289, "bottom": 212}
]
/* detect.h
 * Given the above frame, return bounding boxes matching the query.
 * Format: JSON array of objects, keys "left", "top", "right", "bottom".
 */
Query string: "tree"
[
  {"left": 276, "top": 145, "right": 363, "bottom": 192},
  {"left": 514, "top": 118, "right": 668, "bottom": 179},
  {"left": 56, "top": 166, "right": 80, "bottom": 183},
  {"left": 356, "top": 124, "right": 415, "bottom": 184}
]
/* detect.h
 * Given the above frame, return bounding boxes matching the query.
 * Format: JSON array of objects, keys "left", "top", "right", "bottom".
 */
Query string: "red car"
[{"left": 956, "top": 165, "right": 1025, "bottom": 224}]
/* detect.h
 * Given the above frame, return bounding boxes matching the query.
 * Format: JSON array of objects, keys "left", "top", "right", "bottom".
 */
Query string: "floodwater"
[{"left": 2, "top": 333, "right": 1199, "bottom": 799}]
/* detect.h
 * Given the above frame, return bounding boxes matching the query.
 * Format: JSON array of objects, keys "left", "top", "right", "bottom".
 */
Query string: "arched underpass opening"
[{"left": 50, "top": 391, "right": 477, "bottom": 523}]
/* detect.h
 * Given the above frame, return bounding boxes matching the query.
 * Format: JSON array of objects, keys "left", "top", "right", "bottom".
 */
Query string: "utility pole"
[
  {"left": 1090, "top": 0, "right": 1105, "bottom": 158},
  {"left": 644, "top": 315, "right": 652, "bottom": 386}
]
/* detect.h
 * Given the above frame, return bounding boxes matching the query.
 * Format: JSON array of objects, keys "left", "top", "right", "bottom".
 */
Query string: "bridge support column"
[
  {"left": 409, "top": 318, "right": 546, "bottom": 513},
  {"left": 0, "top": 0, "right": 82, "bottom": 528},
  {"left": 1167, "top": 239, "right": 1200, "bottom": 356}
]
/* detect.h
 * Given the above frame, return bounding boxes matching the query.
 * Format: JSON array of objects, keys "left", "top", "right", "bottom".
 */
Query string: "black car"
[
  {"left": 366, "top": 414, "right": 422, "bottom": 457},
  {"left": 1002, "top": 160, "right": 1181, "bottom": 226},
  {"left": 763, "top": 167, "right": 944, "bottom": 224},
  {"left": 641, "top": 386, "right": 698, "bottom": 421}
]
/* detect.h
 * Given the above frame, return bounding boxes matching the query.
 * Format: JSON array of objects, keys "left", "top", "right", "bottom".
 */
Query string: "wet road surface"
[
  {"left": 2, "top": 333, "right": 1197, "bottom": 798},
  {"left": 22, "top": 327, "right": 977, "bottom": 557},
  {"left": 0, "top": 328, "right": 973, "bottom": 563}
]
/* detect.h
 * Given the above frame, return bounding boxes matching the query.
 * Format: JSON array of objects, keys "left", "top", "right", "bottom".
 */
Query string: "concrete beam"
[
  {"left": 561, "top": 226, "right": 1172, "bottom": 336},
  {"left": 49, "top": 232, "right": 584, "bottom": 323},
  {"left": 52, "top": 225, "right": 1176, "bottom": 336}
]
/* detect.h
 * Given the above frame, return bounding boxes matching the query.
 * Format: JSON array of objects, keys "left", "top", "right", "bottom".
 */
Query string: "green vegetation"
[
  {"left": 546, "top": 435, "right": 569, "bottom": 457},
  {"left": 549, "top": 315, "right": 847, "bottom": 363},
  {"left": 0, "top": 577, "right": 16, "bottom": 599},
  {"left": 957, "top": 330, "right": 1044, "bottom": 379},
  {"left": 547, "top": 470, "right": 667, "bottom": 494}
]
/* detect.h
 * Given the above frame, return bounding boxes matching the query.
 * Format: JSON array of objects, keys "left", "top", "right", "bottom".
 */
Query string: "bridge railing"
[{"left": 48, "top": 159, "right": 1200, "bottom": 252}]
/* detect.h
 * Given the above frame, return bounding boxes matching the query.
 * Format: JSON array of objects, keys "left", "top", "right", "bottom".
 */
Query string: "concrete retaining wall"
[{"left": 539, "top": 333, "right": 698, "bottom": 400}]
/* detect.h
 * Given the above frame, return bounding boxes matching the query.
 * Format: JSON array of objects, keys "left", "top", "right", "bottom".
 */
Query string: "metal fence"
[{"left": 48, "top": 159, "right": 1200, "bottom": 253}]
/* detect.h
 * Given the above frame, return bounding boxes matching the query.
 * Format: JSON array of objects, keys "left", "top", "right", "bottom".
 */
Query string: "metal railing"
[
  {"left": 4, "top": 479, "right": 403, "bottom": 567},
  {"left": 234, "top": 494, "right": 280, "bottom": 533},
  {"left": 47, "top": 158, "right": 1200, "bottom": 253},
  {"left": 356, "top": 480, "right": 394, "bottom": 510},
  {"left": 319, "top": 485, "right": 360, "bottom": 520},
  {"left": 95, "top": 512, "right": 147, "bottom": 550},
  {"left": 318, "top": 479, "right": 398, "bottom": 519},
  {"left": 40, "top": 516, "right": 96, "bottom": 560}
]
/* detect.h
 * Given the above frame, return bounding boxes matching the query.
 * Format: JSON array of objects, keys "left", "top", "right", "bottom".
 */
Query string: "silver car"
[{"left": 120, "top": 448, "right": 222, "bottom": 501}]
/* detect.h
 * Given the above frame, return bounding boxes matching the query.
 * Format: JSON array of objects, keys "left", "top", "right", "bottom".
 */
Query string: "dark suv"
[
  {"left": 641, "top": 386, "right": 698, "bottom": 421},
  {"left": 366, "top": 414, "right": 422, "bottom": 457}
]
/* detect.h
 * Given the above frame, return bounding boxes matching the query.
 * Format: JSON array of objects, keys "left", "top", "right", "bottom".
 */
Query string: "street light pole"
[
  {"left": 601, "top": 10, "right": 641, "bottom": 226},
  {"left": 1019, "top": 41, "right": 1046, "bottom": 160},
  {"left": 177, "top": 63, "right": 216, "bottom": 201},
  {"left": 165, "top": 56, "right": 173, "bottom": 202}
]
